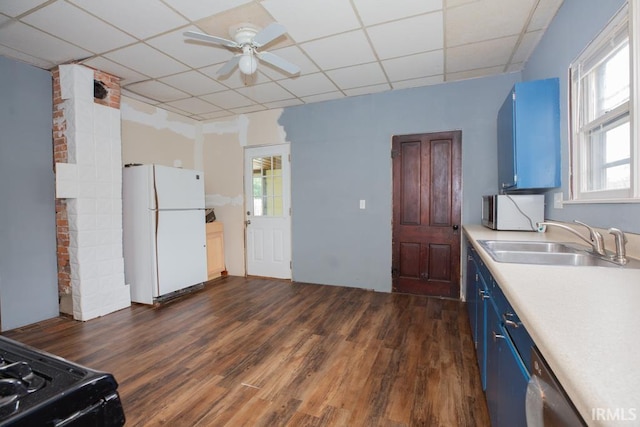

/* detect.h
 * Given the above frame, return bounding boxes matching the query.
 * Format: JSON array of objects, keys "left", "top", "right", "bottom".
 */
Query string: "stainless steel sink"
[
  {"left": 477, "top": 240, "right": 640, "bottom": 268},
  {"left": 478, "top": 240, "right": 582, "bottom": 253}
]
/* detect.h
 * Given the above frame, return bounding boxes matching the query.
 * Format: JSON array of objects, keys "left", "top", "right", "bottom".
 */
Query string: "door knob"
[
  {"left": 452, "top": 224, "right": 459, "bottom": 231},
  {"left": 245, "top": 220, "right": 251, "bottom": 225}
]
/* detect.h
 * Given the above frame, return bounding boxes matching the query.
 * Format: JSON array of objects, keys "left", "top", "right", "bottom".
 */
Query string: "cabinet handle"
[
  {"left": 502, "top": 312, "right": 520, "bottom": 328},
  {"left": 479, "top": 289, "right": 490, "bottom": 300},
  {"left": 492, "top": 331, "right": 505, "bottom": 342}
]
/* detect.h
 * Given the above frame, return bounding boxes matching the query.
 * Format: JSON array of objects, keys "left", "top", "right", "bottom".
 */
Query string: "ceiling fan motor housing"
[{"left": 230, "top": 24, "right": 260, "bottom": 46}]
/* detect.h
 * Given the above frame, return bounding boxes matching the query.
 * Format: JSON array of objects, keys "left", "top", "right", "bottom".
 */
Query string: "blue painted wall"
[
  {"left": 522, "top": 0, "right": 639, "bottom": 232},
  {"left": 0, "top": 56, "right": 59, "bottom": 330},
  {"left": 280, "top": 74, "right": 519, "bottom": 291}
]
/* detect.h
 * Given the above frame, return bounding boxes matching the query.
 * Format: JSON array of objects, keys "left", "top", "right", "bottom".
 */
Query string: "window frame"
[{"left": 568, "top": 1, "right": 639, "bottom": 203}]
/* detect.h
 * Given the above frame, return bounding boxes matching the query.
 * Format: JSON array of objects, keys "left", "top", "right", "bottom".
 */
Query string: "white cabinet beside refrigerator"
[{"left": 123, "top": 164, "right": 208, "bottom": 304}]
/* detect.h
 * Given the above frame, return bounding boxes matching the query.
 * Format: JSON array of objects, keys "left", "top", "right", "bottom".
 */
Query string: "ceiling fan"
[{"left": 184, "top": 23, "right": 300, "bottom": 77}]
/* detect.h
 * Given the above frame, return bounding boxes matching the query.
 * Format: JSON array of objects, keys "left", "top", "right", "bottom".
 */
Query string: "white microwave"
[{"left": 482, "top": 194, "right": 544, "bottom": 231}]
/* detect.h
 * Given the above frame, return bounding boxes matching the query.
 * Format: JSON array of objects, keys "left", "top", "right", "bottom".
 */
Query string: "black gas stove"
[{"left": 0, "top": 336, "right": 125, "bottom": 426}]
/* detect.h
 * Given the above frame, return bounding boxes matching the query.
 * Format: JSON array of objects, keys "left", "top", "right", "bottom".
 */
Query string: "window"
[
  {"left": 251, "top": 155, "right": 283, "bottom": 216},
  {"left": 569, "top": 1, "right": 639, "bottom": 201}
]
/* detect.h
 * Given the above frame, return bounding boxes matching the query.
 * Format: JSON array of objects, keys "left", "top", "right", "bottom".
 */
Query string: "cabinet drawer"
[{"left": 490, "top": 279, "right": 534, "bottom": 372}]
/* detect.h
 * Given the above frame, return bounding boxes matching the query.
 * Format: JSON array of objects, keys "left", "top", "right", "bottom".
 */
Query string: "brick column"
[
  {"left": 53, "top": 65, "right": 130, "bottom": 320},
  {"left": 52, "top": 68, "right": 70, "bottom": 295}
]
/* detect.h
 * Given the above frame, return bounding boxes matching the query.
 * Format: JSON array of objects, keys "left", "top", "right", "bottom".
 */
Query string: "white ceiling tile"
[
  {"left": 382, "top": 50, "right": 443, "bottom": 81},
  {"left": 157, "top": 103, "right": 194, "bottom": 117},
  {"left": 200, "top": 66, "right": 271, "bottom": 89},
  {"left": 230, "top": 104, "right": 266, "bottom": 114},
  {"left": 391, "top": 75, "right": 443, "bottom": 90},
  {"left": 22, "top": 1, "right": 136, "bottom": 53},
  {"left": 200, "top": 111, "right": 235, "bottom": 120},
  {"left": 446, "top": 0, "right": 536, "bottom": 47},
  {"left": 326, "top": 62, "right": 387, "bottom": 90},
  {"left": 0, "top": 0, "right": 48, "bottom": 17},
  {"left": 367, "top": 12, "right": 443, "bottom": 60},
  {"left": 122, "top": 90, "right": 160, "bottom": 105},
  {"left": 0, "top": 44, "right": 55, "bottom": 69},
  {"left": 506, "top": 63, "right": 524, "bottom": 73},
  {"left": 147, "top": 25, "right": 235, "bottom": 69},
  {"left": 263, "top": 98, "right": 304, "bottom": 109},
  {"left": 126, "top": 80, "right": 189, "bottom": 102},
  {"left": 69, "top": 0, "right": 188, "bottom": 39},
  {"left": 301, "top": 91, "right": 345, "bottom": 104},
  {"left": 202, "top": 90, "right": 254, "bottom": 109},
  {"left": 105, "top": 43, "right": 189, "bottom": 78},
  {"left": 301, "top": 30, "right": 376, "bottom": 70},
  {"left": 159, "top": 71, "right": 227, "bottom": 96},
  {"left": 446, "top": 36, "right": 518, "bottom": 73},
  {"left": 528, "top": 0, "right": 564, "bottom": 32},
  {"left": 446, "top": 65, "right": 505, "bottom": 82},
  {"left": 512, "top": 31, "right": 543, "bottom": 64},
  {"left": 344, "top": 83, "right": 390, "bottom": 97},
  {"left": 276, "top": 73, "right": 338, "bottom": 98},
  {"left": 261, "top": 0, "right": 360, "bottom": 42},
  {"left": 353, "top": 0, "right": 442, "bottom": 26},
  {"left": 162, "top": 0, "right": 253, "bottom": 21},
  {"left": 81, "top": 57, "right": 148, "bottom": 84},
  {"left": 164, "top": 98, "right": 221, "bottom": 115},
  {"left": 236, "top": 82, "right": 294, "bottom": 103},
  {"left": 0, "top": 21, "right": 91, "bottom": 64},
  {"left": 258, "top": 46, "right": 319, "bottom": 79}
]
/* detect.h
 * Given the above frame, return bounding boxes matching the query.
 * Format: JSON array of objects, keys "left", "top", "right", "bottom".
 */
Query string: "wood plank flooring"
[{"left": 3, "top": 276, "right": 490, "bottom": 426}]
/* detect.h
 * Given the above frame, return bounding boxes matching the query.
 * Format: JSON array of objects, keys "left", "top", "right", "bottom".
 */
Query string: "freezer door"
[
  {"left": 155, "top": 210, "right": 208, "bottom": 297},
  {"left": 154, "top": 165, "right": 205, "bottom": 210}
]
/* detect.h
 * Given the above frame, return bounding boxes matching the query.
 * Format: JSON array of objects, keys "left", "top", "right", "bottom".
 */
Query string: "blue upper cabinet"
[{"left": 497, "top": 78, "right": 561, "bottom": 191}]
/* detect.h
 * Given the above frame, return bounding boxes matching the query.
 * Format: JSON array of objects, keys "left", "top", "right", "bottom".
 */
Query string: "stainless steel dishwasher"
[{"left": 525, "top": 346, "right": 586, "bottom": 426}]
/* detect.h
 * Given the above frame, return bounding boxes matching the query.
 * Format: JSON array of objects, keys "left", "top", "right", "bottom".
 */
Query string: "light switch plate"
[
  {"left": 359, "top": 199, "right": 366, "bottom": 209},
  {"left": 554, "top": 192, "right": 563, "bottom": 209}
]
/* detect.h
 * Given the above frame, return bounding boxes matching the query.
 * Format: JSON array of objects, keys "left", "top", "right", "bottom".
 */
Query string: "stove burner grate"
[{"left": 0, "top": 356, "right": 47, "bottom": 419}]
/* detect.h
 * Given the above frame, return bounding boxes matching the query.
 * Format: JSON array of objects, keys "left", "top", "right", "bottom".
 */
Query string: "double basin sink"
[{"left": 478, "top": 240, "right": 640, "bottom": 268}]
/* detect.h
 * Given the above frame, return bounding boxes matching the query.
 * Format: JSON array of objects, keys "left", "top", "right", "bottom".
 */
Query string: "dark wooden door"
[{"left": 392, "top": 131, "right": 462, "bottom": 298}]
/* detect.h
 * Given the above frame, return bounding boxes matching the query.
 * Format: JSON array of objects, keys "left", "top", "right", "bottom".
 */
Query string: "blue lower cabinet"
[{"left": 466, "top": 238, "right": 533, "bottom": 426}]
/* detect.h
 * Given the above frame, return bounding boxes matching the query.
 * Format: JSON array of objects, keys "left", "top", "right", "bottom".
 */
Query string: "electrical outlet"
[{"left": 554, "top": 192, "right": 563, "bottom": 209}]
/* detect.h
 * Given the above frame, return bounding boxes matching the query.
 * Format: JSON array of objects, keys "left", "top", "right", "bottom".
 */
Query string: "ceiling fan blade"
[
  {"left": 217, "top": 55, "right": 241, "bottom": 76},
  {"left": 184, "top": 30, "right": 238, "bottom": 48},
  {"left": 257, "top": 51, "right": 301, "bottom": 75},
  {"left": 252, "top": 23, "right": 287, "bottom": 47}
]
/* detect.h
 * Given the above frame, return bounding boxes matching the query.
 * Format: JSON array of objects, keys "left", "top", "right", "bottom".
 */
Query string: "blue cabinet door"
[
  {"left": 466, "top": 247, "right": 479, "bottom": 344},
  {"left": 496, "top": 324, "right": 530, "bottom": 427},
  {"left": 497, "top": 78, "right": 561, "bottom": 191},
  {"left": 485, "top": 298, "right": 501, "bottom": 426},
  {"left": 467, "top": 243, "right": 490, "bottom": 390}
]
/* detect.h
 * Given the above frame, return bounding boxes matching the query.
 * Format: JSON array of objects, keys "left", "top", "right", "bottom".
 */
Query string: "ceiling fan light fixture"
[{"left": 238, "top": 52, "right": 258, "bottom": 75}]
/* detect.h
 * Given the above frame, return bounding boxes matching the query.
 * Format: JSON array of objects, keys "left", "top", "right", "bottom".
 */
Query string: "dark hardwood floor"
[{"left": 3, "top": 276, "right": 490, "bottom": 426}]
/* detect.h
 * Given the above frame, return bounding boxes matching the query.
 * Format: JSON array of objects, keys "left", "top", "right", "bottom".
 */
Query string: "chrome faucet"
[
  {"left": 537, "top": 220, "right": 607, "bottom": 256},
  {"left": 608, "top": 228, "right": 628, "bottom": 265}
]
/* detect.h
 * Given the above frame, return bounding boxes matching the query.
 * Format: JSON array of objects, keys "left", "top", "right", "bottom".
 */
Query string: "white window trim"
[{"left": 568, "top": 0, "right": 640, "bottom": 204}]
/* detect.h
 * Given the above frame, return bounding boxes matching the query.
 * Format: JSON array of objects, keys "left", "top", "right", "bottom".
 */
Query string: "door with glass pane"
[{"left": 244, "top": 145, "right": 291, "bottom": 279}]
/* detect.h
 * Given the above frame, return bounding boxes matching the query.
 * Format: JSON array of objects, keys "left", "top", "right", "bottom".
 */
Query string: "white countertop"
[{"left": 463, "top": 225, "right": 640, "bottom": 427}]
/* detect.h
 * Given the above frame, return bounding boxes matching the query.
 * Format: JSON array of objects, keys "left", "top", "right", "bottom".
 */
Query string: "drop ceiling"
[{"left": 0, "top": 0, "right": 564, "bottom": 121}]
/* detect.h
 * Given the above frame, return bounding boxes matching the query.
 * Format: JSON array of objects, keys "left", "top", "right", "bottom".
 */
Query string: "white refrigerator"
[{"left": 123, "top": 164, "right": 208, "bottom": 304}]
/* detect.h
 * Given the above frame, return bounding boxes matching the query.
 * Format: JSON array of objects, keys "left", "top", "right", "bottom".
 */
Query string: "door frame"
[{"left": 243, "top": 144, "right": 292, "bottom": 279}]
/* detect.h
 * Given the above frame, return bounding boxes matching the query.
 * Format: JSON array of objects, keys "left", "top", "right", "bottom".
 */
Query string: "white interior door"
[{"left": 244, "top": 145, "right": 291, "bottom": 279}]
